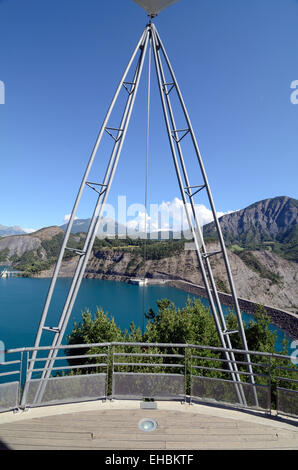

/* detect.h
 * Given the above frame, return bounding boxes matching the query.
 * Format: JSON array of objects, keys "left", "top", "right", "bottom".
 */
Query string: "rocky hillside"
[
  {"left": 1, "top": 196, "right": 297, "bottom": 314},
  {"left": 31, "top": 236, "right": 298, "bottom": 315},
  {"left": 0, "top": 227, "right": 62, "bottom": 260},
  {"left": 203, "top": 196, "right": 298, "bottom": 262},
  {"left": 0, "top": 227, "right": 85, "bottom": 274},
  {"left": 86, "top": 243, "right": 298, "bottom": 314}
]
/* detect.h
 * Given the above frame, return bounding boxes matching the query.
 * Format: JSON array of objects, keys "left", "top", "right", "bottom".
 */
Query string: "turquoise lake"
[{"left": 0, "top": 276, "right": 291, "bottom": 352}]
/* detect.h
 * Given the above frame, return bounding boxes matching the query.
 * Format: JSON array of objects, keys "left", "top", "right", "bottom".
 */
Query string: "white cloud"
[
  {"left": 159, "top": 198, "right": 233, "bottom": 229},
  {"left": 194, "top": 204, "right": 228, "bottom": 227},
  {"left": 125, "top": 198, "right": 234, "bottom": 236},
  {"left": 64, "top": 197, "right": 235, "bottom": 239},
  {"left": 63, "top": 214, "right": 78, "bottom": 223},
  {"left": 22, "top": 228, "right": 36, "bottom": 234},
  {"left": 127, "top": 211, "right": 155, "bottom": 233}
]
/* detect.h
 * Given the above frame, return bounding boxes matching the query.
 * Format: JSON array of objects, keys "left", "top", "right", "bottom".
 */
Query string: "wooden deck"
[{"left": 0, "top": 401, "right": 297, "bottom": 450}]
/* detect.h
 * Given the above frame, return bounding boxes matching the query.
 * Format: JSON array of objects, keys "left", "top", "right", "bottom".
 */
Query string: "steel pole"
[
  {"left": 151, "top": 27, "right": 245, "bottom": 404},
  {"left": 21, "top": 26, "right": 149, "bottom": 406},
  {"left": 32, "top": 55, "right": 145, "bottom": 404},
  {"left": 32, "top": 27, "right": 151, "bottom": 405},
  {"left": 153, "top": 24, "right": 258, "bottom": 406},
  {"left": 152, "top": 27, "right": 246, "bottom": 403}
]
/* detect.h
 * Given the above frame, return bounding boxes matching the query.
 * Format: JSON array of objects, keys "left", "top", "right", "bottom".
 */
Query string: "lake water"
[{"left": 0, "top": 276, "right": 291, "bottom": 353}]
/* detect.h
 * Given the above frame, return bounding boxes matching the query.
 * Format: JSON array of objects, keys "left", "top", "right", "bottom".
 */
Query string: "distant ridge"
[
  {"left": 59, "top": 217, "right": 184, "bottom": 240},
  {"left": 60, "top": 217, "right": 128, "bottom": 238},
  {"left": 0, "top": 224, "right": 26, "bottom": 237},
  {"left": 203, "top": 196, "right": 298, "bottom": 262}
]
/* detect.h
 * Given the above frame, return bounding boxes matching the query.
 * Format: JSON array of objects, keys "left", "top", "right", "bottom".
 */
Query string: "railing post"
[
  {"left": 189, "top": 347, "right": 192, "bottom": 406},
  {"left": 20, "top": 350, "right": 30, "bottom": 409},
  {"left": 268, "top": 354, "right": 272, "bottom": 415},
  {"left": 104, "top": 345, "right": 109, "bottom": 400},
  {"left": 184, "top": 346, "right": 187, "bottom": 404},
  {"left": 18, "top": 350, "right": 24, "bottom": 410},
  {"left": 110, "top": 344, "right": 115, "bottom": 400}
]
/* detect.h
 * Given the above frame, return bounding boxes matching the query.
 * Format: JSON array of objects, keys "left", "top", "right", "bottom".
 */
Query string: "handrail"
[
  {"left": 3, "top": 341, "right": 295, "bottom": 361},
  {"left": 0, "top": 341, "right": 297, "bottom": 417}
]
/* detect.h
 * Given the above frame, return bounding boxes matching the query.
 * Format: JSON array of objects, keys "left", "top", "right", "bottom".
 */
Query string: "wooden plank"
[
  {"left": 0, "top": 420, "right": 277, "bottom": 430},
  {"left": 1, "top": 431, "right": 291, "bottom": 447},
  {"left": 0, "top": 429, "right": 92, "bottom": 440},
  {"left": 91, "top": 431, "right": 280, "bottom": 442},
  {"left": 165, "top": 440, "right": 298, "bottom": 450},
  {"left": 0, "top": 436, "right": 167, "bottom": 450},
  {"left": 9, "top": 441, "right": 297, "bottom": 451},
  {"left": 2, "top": 433, "right": 297, "bottom": 451}
]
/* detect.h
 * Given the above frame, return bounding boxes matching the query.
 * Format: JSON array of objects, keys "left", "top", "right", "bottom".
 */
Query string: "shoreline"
[
  {"left": 167, "top": 279, "right": 298, "bottom": 341},
  {"left": 32, "top": 269, "right": 298, "bottom": 342},
  {"left": 86, "top": 273, "right": 298, "bottom": 341}
]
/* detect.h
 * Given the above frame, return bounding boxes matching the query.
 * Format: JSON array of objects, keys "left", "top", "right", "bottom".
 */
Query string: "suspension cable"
[{"left": 142, "top": 30, "right": 152, "bottom": 337}]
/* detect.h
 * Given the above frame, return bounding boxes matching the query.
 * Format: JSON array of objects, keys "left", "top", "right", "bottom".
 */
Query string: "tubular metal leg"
[
  {"left": 33, "top": 29, "right": 150, "bottom": 406},
  {"left": 21, "top": 26, "right": 150, "bottom": 406},
  {"left": 152, "top": 24, "right": 258, "bottom": 406},
  {"left": 151, "top": 27, "right": 246, "bottom": 405}
]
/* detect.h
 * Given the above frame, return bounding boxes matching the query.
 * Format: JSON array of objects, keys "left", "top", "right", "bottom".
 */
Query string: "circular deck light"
[{"left": 138, "top": 418, "right": 158, "bottom": 432}]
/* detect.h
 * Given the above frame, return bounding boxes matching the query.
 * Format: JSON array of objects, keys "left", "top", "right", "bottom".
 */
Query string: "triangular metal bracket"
[
  {"left": 42, "top": 326, "right": 60, "bottom": 333},
  {"left": 122, "top": 81, "right": 136, "bottom": 95},
  {"left": 105, "top": 127, "right": 124, "bottom": 142},
  {"left": 86, "top": 181, "right": 107, "bottom": 196},
  {"left": 171, "top": 128, "right": 190, "bottom": 143},
  {"left": 163, "top": 82, "right": 175, "bottom": 95},
  {"left": 65, "top": 247, "right": 86, "bottom": 256},
  {"left": 184, "top": 184, "right": 206, "bottom": 198},
  {"left": 223, "top": 329, "right": 239, "bottom": 336},
  {"left": 202, "top": 250, "right": 222, "bottom": 259}
]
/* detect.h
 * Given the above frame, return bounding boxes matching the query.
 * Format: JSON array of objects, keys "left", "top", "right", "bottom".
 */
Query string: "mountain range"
[
  {"left": 0, "top": 224, "right": 26, "bottom": 237},
  {"left": 203, "top": 196, "right": 298, "bottom": 262},
  {"left": 59, "top": 217, "right": 128, "bottom": 238},
  {"left": 0, "top": 196, "right": 297, "bottom": 313},
  {"left": 2, "top": 196, "right": 297, "bottom": 262}
]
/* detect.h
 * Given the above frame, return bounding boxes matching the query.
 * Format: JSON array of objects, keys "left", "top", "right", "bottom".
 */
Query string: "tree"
[
  {"left": 65, "top": 298, "right": 295, "bottom": 406},
  {"left": 144, "top": 298, "right": 221, "bottom": 347},
  {"left": 67, "top": 299, "right": 285, "bottom": 354},
  {"left": 66, "top": 308, "right": 123, "bottom": 370},
  {"left": 67, "top": 308, "right": 123, "bottom": 345},
  {"left": 225, "top": 303, "right": 277, "bottom": 353}
]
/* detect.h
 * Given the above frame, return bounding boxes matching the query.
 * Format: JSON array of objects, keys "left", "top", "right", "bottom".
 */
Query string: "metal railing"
[
  {"left": 0, "top": 349, "right": 24, "bottom": 413},
  {"left": 190, "top": 345, "right": 272, "bottom": 411},
  {"left": 0, "top": 342, "right": 297, "bottom": 418},
  {"left": 274, "top": 352, "right": 298, "bottom": 419},
  {"left": 112, "top": 342, "right": 186, "bottom": 401}
]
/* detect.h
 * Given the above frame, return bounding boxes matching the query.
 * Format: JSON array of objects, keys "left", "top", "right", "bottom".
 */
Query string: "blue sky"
[{"left": 0, "top": 0, "right": 298, "bottom": 231}]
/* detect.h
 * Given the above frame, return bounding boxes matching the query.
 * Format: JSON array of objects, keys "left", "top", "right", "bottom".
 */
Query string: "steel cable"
[{"left": 142, "top": 33, "right": 152, "bottom": 337}]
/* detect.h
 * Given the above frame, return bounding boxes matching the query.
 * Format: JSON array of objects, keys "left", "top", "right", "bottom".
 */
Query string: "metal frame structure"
[{"left": 22, "top": 18, "right": 258, "bottom": 406}]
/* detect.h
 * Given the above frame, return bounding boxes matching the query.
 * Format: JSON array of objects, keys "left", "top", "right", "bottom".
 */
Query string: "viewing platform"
[
  {"left": 0, "top": 400, "right": 297, "bottom": 450},
  {"left": 0, "top": 341, "right": 297, "bottom": 450}
]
